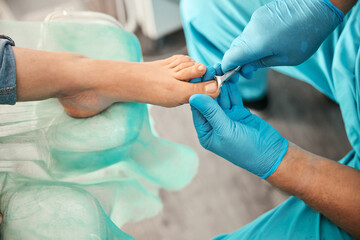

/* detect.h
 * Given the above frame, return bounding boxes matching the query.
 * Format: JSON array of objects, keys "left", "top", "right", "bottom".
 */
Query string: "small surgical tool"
[{"left": 215, "top": 65, "right": 242, "bottom": 90}]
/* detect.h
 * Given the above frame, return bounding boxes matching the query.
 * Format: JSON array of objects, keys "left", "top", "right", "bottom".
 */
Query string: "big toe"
[{"left": 183, "top": 80, "right": 219, "bottom": 102}]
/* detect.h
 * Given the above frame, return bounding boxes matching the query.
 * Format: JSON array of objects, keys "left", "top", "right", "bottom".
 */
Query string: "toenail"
[
  {"left": 205, "top": 82, "right": 217, "bottom": 93},
  {"left": 197, "top": 65, "right": 205, "bottom": 71}
]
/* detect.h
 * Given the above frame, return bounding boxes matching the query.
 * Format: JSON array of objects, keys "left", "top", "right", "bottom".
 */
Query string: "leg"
[{"left": 180, "top": 0, "right": 271, "bottom": 102}]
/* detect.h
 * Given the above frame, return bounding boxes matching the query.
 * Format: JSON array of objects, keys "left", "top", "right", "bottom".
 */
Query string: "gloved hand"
[
  {"left": 189, "top": 81, "right": 288, "bottom": 178},
  {"left": 222, "top": 0, "right": 344, "bottom": 78}
]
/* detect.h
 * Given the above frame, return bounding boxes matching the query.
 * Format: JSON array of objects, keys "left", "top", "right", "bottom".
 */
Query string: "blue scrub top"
[{"left": 181, "top": 0, "right": 360, "bottom": 239}]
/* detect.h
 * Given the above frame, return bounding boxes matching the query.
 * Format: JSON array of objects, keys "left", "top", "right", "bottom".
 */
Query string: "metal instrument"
[{"left": 215, "top": 65, "right": 242, "bottom": 90}]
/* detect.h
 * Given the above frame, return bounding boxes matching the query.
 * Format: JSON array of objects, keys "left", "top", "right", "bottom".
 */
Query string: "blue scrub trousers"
[{"left": 181, "top": 0, "right": 360, "bottom": 239}]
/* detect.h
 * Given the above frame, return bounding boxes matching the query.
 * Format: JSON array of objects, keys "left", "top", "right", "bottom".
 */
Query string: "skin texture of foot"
[{"left": 58, "top": 55, "right": 219, "bottom": 118}]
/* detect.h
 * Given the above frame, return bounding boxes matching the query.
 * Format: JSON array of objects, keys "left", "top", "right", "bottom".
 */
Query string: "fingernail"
[
  {"left": 197, "top": 64, "right": 205, "bottom": 71},
  {"left": 205, "top": 82, "right": 217, "bottom": 93}
]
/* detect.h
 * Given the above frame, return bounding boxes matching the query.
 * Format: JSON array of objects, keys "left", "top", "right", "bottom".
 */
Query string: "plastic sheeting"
[{"left": 0, "top": 18, "right": 198, "bottom": 239}]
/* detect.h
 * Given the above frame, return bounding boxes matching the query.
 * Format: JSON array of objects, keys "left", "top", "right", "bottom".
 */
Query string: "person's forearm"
[
  {"left": 330, "top": 0, "right": 357, "bottom": 14},
  {"left": 267, "top": 143, "right": 360, "bottom": 238}
]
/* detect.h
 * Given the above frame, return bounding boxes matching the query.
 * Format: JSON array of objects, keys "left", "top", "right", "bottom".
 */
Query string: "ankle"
[{"left": 56, "top": 55, "right": 98, "bottom": 98}]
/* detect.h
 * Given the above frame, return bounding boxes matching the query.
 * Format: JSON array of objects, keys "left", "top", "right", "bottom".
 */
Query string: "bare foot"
[{"left": 59, "top": 55, "right": 219, "bottom": 118}]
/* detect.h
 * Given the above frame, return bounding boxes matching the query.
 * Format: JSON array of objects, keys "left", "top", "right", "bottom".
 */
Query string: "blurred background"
[{"left": 0, "top": 0, "right": 352, "bottom": 239}]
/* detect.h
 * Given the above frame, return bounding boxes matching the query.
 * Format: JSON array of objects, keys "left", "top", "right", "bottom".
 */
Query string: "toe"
[
  {"left": 168, "top": 55, "right": 195, "bottom": 68},
  {"left": 175, "top": 63, "right": 206, "bottom": 81},
  {"left": 179, "top": 80, "right": 220, "bottom": 104},
  {"left": 173, "top": 61, "right": 196, "bottom": 72}
]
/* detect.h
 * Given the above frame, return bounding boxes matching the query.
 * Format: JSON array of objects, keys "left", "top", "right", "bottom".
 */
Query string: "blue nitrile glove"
[
  {"left": 222, "top": 0, "right": 344, "bottom": 78},
  {"left": 189, "top": 82, "right": 289, "bottom": 178}
]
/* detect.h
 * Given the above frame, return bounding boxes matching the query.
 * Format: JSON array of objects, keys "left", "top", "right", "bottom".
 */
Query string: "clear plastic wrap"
[{"left": 0, "top": 12, "right": 198, "bottom": 239}]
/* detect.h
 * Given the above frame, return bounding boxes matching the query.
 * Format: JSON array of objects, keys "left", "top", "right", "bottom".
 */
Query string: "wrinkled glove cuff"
[{"left": 261, "top": 140, "right": 289, "bottom": 179}]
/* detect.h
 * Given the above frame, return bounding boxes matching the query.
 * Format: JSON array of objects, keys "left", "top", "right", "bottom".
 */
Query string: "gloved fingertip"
[
  {"left": 221, "top": 40, "right": 247, "bottom": 73},
  {"left": 241, "top": 64, "right": 256, "bottom": 75},
  {"left": 189, "top": 94, "right": 200, "bottom": 104},
  {"left": 213, "top": 63, "right": 223, "bottom": 76},
  {"left": 201, "top": 65, "right": 217, "bottom": 82},
  {"left": 221, "top": 63, "right": 233, "bottom": 74},
  {"left": 189, "top": 94, "right": 208, "bottom": 105},
  {"left": 190, "top": 77, "right": 202, "bottom": 83},
  {"left": 213, "top": 62, "right": 221, "bottom": 68},
  {"left": 240, "top": 64, "right": 255, "bottom": 79},
  {"left": 189, "top": 94, "right": 215, "bottom": 110}
]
